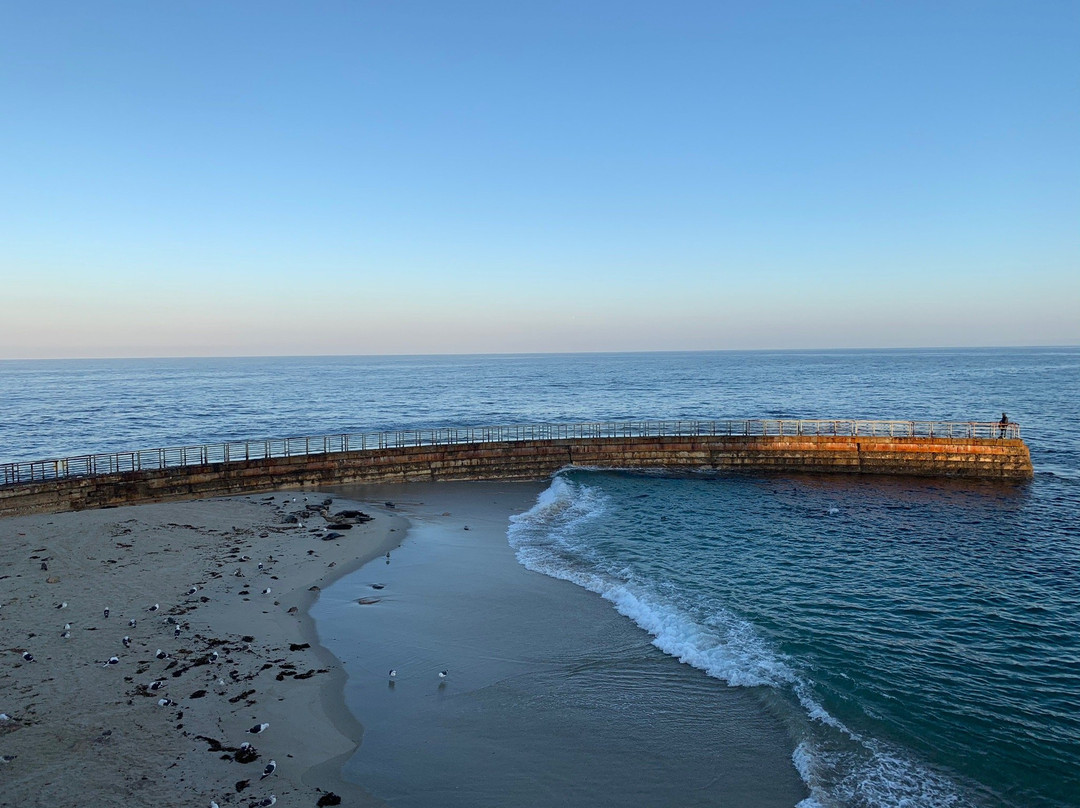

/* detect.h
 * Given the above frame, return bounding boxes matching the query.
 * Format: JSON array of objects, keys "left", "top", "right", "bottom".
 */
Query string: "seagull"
[
  {"left": 256, "top": 796, "right": 276, "bottom": 807},
  {"left": 388, "top": 669, "right": 397, "bottom": 678},
  {"left": 56, "top": 602, "right": 68, "bottom": 610},
  {"left": 1, "top": 755, "right": 15, "bottom": 763},
  {"left": 257, "top": 562, "right": 264, "bottom": 570},
  {"left": 123, "top": 636, "right": 131, "bottom": 648},
  {"left": 211, "top": 651, "right": 219, "bottom": 662},
  {"left": 261, "top": 588, "right": 271, "bottom": 595},
  {"left": 210, "top": 802, "right": 220, "bottom": 808},
  {"left": 248, "top": 722, "right": 269, "bottom": 734},
  {"left": 234, "top": 569, "right": 244, "bottom": 578},
  {"left": 157, "top": 698, "right": 175, "bottom": 707},
  {"left": 439, "top": 670, "right": 448, "bottom": 679},
  {"left": 155, "top": 649, "right": 168, "bottom": 660},
  {"left": 260, "top": 759, "right": 276, "bottom": 779},
  {"left": 64, "top": 623, "right": 71, "bottom": 631},
  {"left": 21, "top": 652, "right": 34, "bottom": 663},
  {"left": 146, "top": 604, "right": 159, "bottom": 612},
  {"left": 149, "top": 680, "right": 164, "bottom": 690},
  {"left": 60, "top": 631, "right": 70, "bottom": 639},
  {"left": 128, "top": 618, "right": 137, "bottom": 628},
  {"left": 187, "top": 586, "right": 198, "bottom": 596},
  {"left": 102, "top": 656, "right": 119, "bottom": 667},
  {"left": 0, "top": 714, "right": 9, "bottom": 721},
  {"left": 103, "top": 607, "right": 110, "bottom": 618},
  {"left": 173, "top": 625, "right": 181, "bottom": 638}
]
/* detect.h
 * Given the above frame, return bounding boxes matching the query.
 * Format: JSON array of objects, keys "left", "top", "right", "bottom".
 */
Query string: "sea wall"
[{"left": 0, "top": 435, "right": 1033, "bottom": 517}]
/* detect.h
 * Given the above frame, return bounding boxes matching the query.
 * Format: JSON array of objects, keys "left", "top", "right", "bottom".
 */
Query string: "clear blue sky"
[{"left": 1, "top": 1, "right": 1077, "bottom": 358}]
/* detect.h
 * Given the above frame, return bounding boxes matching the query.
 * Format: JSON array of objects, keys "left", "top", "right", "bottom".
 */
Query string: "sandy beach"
[
  {"left": 2, "top": 482, "right": 808, "bottom": 808},
  {"left": 0, "top": 492, "right": 403, "bottom": 808}
]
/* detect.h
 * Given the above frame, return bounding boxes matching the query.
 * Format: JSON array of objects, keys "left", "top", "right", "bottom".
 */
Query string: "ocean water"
[{"left": 2, "top": 348, "right": 1078, "bottom": 806}]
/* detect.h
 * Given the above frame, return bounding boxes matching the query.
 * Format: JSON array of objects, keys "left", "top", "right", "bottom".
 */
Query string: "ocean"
[{"left": 2, "top": 348, "right": 1078, "bottom": 807}]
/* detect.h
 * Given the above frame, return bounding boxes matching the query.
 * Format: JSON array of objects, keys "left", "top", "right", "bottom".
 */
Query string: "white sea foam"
[{"left": 509, "top": 474, "right": 978, "bottom": 808}]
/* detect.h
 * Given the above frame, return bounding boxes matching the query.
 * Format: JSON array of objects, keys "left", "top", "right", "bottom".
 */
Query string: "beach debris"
[
  {"left": 356, "top": 597, "right": 379, "bottom": 605},
  {"left": 260, "top": 759, "right": 276, "bottom": 779},
  {"left": 103, "top": 607, "right": 110, "bottom": 618},
  {"left": 235, "top": 779, "right": 250, "bottom": 792},
  {"left": 40, "top": 562, "right": 48, "bottom": 571},
  {"left": 322, "top": 532, "right": 344, "bottom": 542},
  {"left": 146, "top": 603, "right": 159, "bottom": 612},
  {"left": 384, "top": 501, "right": 395, "bottom": 508},
  {"left": 248, "top": 722, "right": 269, "bottom": 734},
  {"left": 0, "top": 714, "right": 10, "bottom": 721},
  {"left": 371, "top": 583, "right": 385, "bottom": 590},
  {"left": 316, "top": 793, "right": 342, "bottom": 807},
  {"left": 234, "top": 569, "right": 245, "bottom": 578}
]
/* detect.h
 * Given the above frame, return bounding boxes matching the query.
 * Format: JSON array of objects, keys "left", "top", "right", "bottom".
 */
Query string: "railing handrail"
[{"left": 0, "top": 419, "right": 1023, "bottom": 488}]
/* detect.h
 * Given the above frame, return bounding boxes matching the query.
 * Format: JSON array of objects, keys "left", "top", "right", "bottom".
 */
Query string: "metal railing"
[{"left": 0, "top": 419, "right": 1022, "bottom": 488}]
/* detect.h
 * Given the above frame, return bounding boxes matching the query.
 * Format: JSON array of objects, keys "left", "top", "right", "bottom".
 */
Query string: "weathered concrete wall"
[{"left": 0, "top": 435, "right": 1033, "bottom": 518}]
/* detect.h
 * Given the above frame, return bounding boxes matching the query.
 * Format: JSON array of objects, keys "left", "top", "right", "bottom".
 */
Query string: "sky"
[{"left": 1, "top": 1, "right": 1077, "bottom": 359}]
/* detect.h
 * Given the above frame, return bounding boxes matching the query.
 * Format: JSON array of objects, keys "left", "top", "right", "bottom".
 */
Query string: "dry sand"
[{"left": 0, "top": 492, "right": 403, "bottom": 808}]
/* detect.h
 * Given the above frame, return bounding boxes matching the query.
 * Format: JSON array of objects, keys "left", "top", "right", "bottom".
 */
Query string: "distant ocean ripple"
[{"left": 3, "top": 348, "right": 1078, "bottom": 806}]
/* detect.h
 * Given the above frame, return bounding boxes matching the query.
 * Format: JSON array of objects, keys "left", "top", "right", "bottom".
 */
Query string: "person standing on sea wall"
[{"left": 999, "top": 412, "right": 1009, "bottom": 438}]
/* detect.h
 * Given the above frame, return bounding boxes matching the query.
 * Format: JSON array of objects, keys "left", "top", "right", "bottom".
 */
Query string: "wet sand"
[{"left": 317, "top": 481, "right": 809, "bottom": 807}]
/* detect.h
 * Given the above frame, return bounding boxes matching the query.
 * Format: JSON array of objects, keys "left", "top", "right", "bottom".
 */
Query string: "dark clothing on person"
[{"left": 998, "top": 413, "right": 1009, "bottom": 438}]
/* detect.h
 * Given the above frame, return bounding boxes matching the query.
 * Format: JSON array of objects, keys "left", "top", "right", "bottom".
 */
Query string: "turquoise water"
[{"left": 2, "top": 348, "right": 1078, "bottom": 805}]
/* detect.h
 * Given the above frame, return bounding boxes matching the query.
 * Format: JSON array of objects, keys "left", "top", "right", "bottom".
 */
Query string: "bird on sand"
[
  {"left": 103, "top": 607, "right": 110, "bottom": 618},
  {"left": 261, "top": 759, "right": 276, "bottom": 779},
  {"left": 155, "top": 649, "right": 168, "bottom": 660},
  {"left": 248, "top": 722, "right": 270, "bottom": 734},
  {"left": 157, "top": 698, "right": 175, "bottom": 707},
  {"left": 146, "top": 603, "right": 159, "bottom": 612},
  {"left": 102, "top": 656, "right": 119, "bottom": 667},
  {"left": 255, "top": 796, "right": 276, "bottom": 807},
  {"left": 128, "top": 618, "right": 137, "bottom": 628},
  {"left": 187, "top": 586, "right": 198, "bottom": 596},
  {"left": 122, "top": 636, "right": 131, "bottom": 648},
  {"left": 21, "top": 652, "right": 34, "bottom": 663},
  {"left": 261, "top": 587, "right": 271, "bottom": 595}
]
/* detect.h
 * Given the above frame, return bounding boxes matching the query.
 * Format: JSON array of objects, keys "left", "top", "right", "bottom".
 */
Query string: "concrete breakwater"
[{"left": 0, "top": 424, "right": 1033, "bottom": 518}]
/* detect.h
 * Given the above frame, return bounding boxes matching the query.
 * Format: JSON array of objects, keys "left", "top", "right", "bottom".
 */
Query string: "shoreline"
[{"left": 0, "top": 491, "right": 404, "bottom": 808}]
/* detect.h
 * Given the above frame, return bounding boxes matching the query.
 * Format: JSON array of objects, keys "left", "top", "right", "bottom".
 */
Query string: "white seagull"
[
  {"left": 102, "top": 656, "right": 119, "bottom": 667},
  {"left": 187, "top": 586, "right": 198, "bottom": 596},
  {"left": 157, "top": 698, "right": 175, "bottom": 707},
  {"left": 260, "top": 759, "right": 276, "bottom": 779},
  {"left": 149, "top": 680, "right": 164, "bottom": 690},
  {"left": 388, "top": 669, "right": 397, "bottom": 678},
  {"left": 439, "top": 670, "right": 448, "bottom": 679},
  {"left": 21, "top": 652, "right": 34, "bottom": 663},
  {"left": 103, "top": 607, "right": 110, "bottom": 618},
  {"left": 122, "top": 636, "right": 131, "bottom": 648},
  {"left": 248, "top": 722, "right": 270, "bottom": 734},
  {"left": 155, "top": 649, "right": 168, "bottom": 660},
  {"left": 146, "top": 603, "right": 159, "bottom": 612},
  {"left": 256, "top": 796, "right": 276, "bottom": 807},
  {"left": 56, "top": 602, "right": 67, "bottom": 610},
  {"left": 261, "top": 588, "right": 271, "bottom": 595},
  {"left": 128, "top": 618, "right": 137, "bottom": 628}
]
